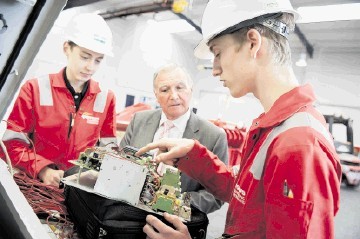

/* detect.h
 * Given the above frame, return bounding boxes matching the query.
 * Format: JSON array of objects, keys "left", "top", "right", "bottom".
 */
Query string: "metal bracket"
[{"left": 0, "top": 14, "right": 8, "bottom": 34}]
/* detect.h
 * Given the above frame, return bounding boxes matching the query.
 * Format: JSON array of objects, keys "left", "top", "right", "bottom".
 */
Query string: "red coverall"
[
  {"left": 177, "top": 84, "right": 341, "bottom": 238},
  {"left": 2, "top": 69, "right": 117, "bottom": 177}
]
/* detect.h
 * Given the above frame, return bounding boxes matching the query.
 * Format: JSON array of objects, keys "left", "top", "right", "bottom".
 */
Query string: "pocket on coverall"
[{"left": 265, "top": 193, "right": 314, "bottom": 239}]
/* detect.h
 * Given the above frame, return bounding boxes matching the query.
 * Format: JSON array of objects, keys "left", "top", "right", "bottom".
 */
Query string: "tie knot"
[
  {"left": 163, "top": 120, "right": 174, "bottom": 130},
  {"left": 158, "top": 120, "right": 175, "bottom": 139}
]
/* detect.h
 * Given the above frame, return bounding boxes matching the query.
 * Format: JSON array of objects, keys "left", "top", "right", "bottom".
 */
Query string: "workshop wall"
[{"left": 2, "top": 6, "right": 359, "bottom": 146}]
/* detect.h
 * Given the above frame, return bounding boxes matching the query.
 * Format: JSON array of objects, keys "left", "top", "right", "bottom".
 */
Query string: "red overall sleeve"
[
  {"left": 177, "top": 140, "right": 236, "bottom": 202},
  {"left": 3, "top": 81, "right": 54, "bottom": 177},
  {"left": 263, "top": 128, "right": 341, "bottom": 238}
]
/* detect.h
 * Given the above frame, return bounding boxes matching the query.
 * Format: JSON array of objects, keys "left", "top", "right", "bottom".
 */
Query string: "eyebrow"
[
  {"left": 209, "top": 42, "right": 218, "bottom": 54},
  {"left": 159, "top": 81, "right": 187, "bottom": 88},
  {"left": 81, "top": 50, "right": 104, "bottom": 60},
  {"left": 209, "top": 45, "right": 214, "bottom": 53},
  {"left": 80, "top": 51, "right": 91, "bottom": 56}
]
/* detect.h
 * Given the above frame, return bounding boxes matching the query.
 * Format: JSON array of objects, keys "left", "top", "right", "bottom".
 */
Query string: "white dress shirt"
[{"left": 152, "top": 108, "right": 191, "bottom": 142}]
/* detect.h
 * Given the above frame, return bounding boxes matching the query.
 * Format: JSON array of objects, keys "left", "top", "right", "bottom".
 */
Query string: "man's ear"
[
  {"left": 247, "top": 29, "right": 262, "bottom": 59},
  {"left": 63, "top": 41, "right": 70, "bottom": 56},
  {"left": 154, "top": 90, "right": 159, "bottom": 102}
]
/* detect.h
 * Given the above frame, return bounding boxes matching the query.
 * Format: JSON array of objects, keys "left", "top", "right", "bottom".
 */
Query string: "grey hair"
[
  {"left": 231, "top": 13, "right": 295, "bottom": 66},
  {"left": 153, "top": 63, "right": 193, "bottom": 90}
]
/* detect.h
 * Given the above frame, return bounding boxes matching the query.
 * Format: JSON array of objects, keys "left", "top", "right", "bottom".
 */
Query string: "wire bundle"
[{"left": 13, "top": 171, "right": 74, "bottom": 239}]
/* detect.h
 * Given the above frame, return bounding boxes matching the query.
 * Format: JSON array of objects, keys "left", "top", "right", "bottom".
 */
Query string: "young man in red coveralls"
[
  {"left": 136, "top": 0, "right": 342, "bottom": 238},
  {"left": 2, "top": 13, "right": 117, "bottom": 187}
]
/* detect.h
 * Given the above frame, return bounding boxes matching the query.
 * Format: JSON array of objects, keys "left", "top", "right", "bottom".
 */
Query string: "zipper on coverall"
[{"left": 68, "top": 112, "right": 75, "bottom": 138}]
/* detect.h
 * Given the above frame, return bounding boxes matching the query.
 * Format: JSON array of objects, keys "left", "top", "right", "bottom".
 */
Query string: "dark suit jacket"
[{"left": 120, "top": 109, "right": 228, "bottom": 213}]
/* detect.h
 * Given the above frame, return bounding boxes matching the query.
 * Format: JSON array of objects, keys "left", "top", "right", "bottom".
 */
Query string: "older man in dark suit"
[{"left": 120, "top": 63, "right": 228, "bottom": 214}]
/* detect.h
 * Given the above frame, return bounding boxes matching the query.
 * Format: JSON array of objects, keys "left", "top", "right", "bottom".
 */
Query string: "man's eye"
[
  {"left": 81, "top": 56, "right": 89, "bottom": 60},
  {"left": 160, "top": 89, "right": 168, "bottom": 93}
]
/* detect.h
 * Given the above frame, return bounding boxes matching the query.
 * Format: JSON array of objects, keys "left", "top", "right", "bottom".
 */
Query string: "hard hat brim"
[
  {"left": 194, "top": 39, "right": 213, "bottom": 60},
  {"left": 70, "top": 38, "right": 114, "bottom": 57},
  {"left": 194, "top": 9, "right": 300, "bottom": 60}
]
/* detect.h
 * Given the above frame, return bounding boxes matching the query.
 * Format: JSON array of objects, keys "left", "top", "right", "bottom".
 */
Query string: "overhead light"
[
  {"left": 297, "top": 3, "right": 360, "bottom": 23},
  {"left": 147, "top": 19, "right": 195, "bottom": 33},
  {"left": 295, "top": 53, "right": 307, "bottom": 67},
  {"left": 172, "top": 0, "right": 189, "bottom": 13}
]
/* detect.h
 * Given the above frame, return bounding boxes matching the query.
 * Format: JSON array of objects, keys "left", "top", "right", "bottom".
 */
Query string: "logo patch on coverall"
[
  {"left": 81, "top": 114, "right": 99, "bottom": 125},
  {"left": 233, "top": 184, "right": 246, "bottom": 205}
]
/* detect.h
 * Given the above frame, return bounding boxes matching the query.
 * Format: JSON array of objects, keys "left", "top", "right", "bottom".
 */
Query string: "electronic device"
[{"left": 62, "top": 145, "right": 192, "bottom": 221}]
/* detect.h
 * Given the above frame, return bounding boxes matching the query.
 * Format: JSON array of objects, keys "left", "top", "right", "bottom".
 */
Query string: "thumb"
[
  {"left": 155, "top": 151, "right": 177, "bottom": 164},
  {"left": 155, "top": 144, "right": 188, "bottom": 163},
  {"left": 163, "top": 213, "right": 186, "bottom": 231}
]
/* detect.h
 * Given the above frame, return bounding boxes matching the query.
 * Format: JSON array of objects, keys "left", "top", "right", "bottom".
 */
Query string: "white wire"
[{"left": 0, "top": 140, "right": 13, "bottom": 176}]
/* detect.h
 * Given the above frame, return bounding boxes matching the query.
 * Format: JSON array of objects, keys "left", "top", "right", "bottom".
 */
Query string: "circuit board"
[{"left": 65, "top": 145, "right": 191, "bottom": 221}]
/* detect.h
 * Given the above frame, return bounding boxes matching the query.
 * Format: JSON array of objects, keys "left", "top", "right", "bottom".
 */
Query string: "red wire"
[{"left": 13, "top": 171, "right": 74, "bottom": 238}]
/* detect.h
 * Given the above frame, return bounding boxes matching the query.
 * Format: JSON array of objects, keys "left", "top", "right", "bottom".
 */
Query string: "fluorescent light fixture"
[
  {"left": 297, "top": 3, "right": 360, "bottom": 23},
  {"left": 147, "top": 19, "right": 195, "bottom": 33}
]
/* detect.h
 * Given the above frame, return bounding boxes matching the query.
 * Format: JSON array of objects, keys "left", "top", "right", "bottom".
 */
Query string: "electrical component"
[
  {"left": 151, "top": 167, "right": 191, "bottom": 219},
  {"left": 63, "top": 145, "right": 192, "bottom": 221}
]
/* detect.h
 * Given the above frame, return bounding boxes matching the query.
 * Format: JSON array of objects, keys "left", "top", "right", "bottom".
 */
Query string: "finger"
[
  {"left": 136, "top": 142, "right": 160, "bottom": 156},
  {"left": 53, "top": 171, "right": 63, "bottom": 184},
  {"left": 146, "top": 215, "right": 172, "bottom": 234},
  {"left": 59, "top": 170, "right": 64, "bottom": 178},
  {"left": 155, "top": 147, "right": 184, "bottom": 163},
  {"left": 52, "top": 181, "right": 59, "bottom": 187},
  {"left": 143, "top": 223, "right": 157, "bottom": 239},
  {"left": 163, "top": 213, "right": 187, "bottom": 231},
  {"left": 155, "top": 152, "right": 176, "bottom": 165}
]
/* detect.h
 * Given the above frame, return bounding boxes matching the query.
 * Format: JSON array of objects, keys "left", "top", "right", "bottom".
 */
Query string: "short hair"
[
  {"left": 153, "top": 63, "right": 193, "bottom": 90},
  {"left": 230, "top": 13, "right": 295, "bottom": 66},
  {"left": 66, "top": 40, "right": 77, "bottom": 49}
]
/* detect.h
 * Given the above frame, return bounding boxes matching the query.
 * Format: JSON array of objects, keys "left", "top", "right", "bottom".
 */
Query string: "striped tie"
[
  {"left": 157, "top": 120, "right": 175, "bottom": 176},
  {"left": 159, "top": 120, "right": 175, "bottom": 139}
]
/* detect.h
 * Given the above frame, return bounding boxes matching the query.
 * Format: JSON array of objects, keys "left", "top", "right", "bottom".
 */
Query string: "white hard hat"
[
  {"left": 66, "top": 13, "right": 114, "bottom": 57},
  {"left": 194, "top": 0, "right": 300, "bottom": 59}
]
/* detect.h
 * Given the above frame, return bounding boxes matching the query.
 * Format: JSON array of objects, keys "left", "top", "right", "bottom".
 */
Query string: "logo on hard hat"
[
  {"left": 66, "top": 13, "right": 114, "bottom": 56},
  {"left": 265, "top": 2, "right": 279, "bottom": 9},
  {"left": 93, "top": 34, "right": 106, "bottom": 45}
]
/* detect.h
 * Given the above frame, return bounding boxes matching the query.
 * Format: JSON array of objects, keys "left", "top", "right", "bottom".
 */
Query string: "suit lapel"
[
  {"left": 141, "top": 110, "right": 161, "bottom": 145},
  {"left": 183, "top": 112, "right": 199, "bottom": 139}
]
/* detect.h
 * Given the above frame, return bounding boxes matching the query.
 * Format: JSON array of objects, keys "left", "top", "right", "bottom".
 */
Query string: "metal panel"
[
  {"left": 0, "top": 0, "right": 66, "bottom": 237},
  {"left": 0, "top": 160, "right": 51, "bottom": 239},
  {"left": 0, "top": 0, "right": 67, "bottom": 119}
]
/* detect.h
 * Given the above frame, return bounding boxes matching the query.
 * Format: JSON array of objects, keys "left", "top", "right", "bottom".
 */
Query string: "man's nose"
[
  {"left": 86, "top": 60, "right": 96, "bottom": 71},
  {"left": 169, "top": 89, "right": 179, "bottom": 99},
  {"left": 212, "top": 59, "right": 221, "bottom": 77}
]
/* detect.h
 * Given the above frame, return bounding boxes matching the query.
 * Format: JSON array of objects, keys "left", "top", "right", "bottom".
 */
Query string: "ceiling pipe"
[
  {"left": 173, "top": 12, "right": 202, "bottom": 33},
  {"left": 64, "top": 0, "right": 106, "bottom": 10},
  {"left": 294, "top": 25, "right": 314, "bottom": 59},
  {"left": 92, "top": 1, "right": 314, "bottom": 60},
  {"left": 98, "top": 1, "right": 173, "bottom": 20}
]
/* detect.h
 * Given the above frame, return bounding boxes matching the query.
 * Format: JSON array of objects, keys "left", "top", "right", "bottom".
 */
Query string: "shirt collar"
[
  {"left": 63, "top": 67, "right": 89, "bottom": 97},
  {"left": 52, "top": 68, "right": 101, "bottom": 94},
  {"left": 255, "top": 84, "right": 316, "bottom": 128},
  {"left": 159, "top": 108, "right": 191, "bottom": 131}
]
